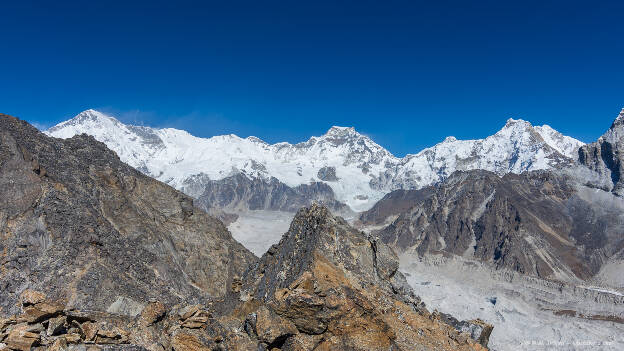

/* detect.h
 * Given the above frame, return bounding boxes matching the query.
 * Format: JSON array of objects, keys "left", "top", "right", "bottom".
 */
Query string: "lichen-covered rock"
[
  {"left": 254, "top": 306, "right": 298, "bottom": 347},
  {"left": 138, "top": 301, "right": 166, "bottom": 327},
  {"left": 20, "top": 290, "right": 46, "bottom": 306},
  {"left": 46, "top": 315, "right": 67, "bottom": 336},
  {"left": 241, "top": 205, "right": 492, "bottom": 350},
  {"left": 438, "top": 312, "right": 494, "bottom": 348},
  {"left": 5, "top": 324, "right": 39, "bottom": 350}
]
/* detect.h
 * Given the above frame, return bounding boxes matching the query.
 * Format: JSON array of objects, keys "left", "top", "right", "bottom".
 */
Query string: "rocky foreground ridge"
[{"left": 0, "top": 114, "right": 491, "bottom": 350}]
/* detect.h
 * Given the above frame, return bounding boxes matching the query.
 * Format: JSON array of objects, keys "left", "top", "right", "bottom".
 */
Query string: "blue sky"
[{"left": 1, "top": 0, "right": 623, "bottom": 156}]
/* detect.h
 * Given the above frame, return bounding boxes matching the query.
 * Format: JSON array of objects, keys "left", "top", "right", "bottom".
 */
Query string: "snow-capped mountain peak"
[
  {"left": 496, "top": 117, "right": 583, "bottom": 160},
  {"left": 71, "top": 108, "right": 111, "bottom": 122},
  {"left": 310, "top": 126, "right": 372, "bottom": 146},
  {"left": 46, "top": 109, "right": 584, "bottom": 212},
  {"left": 246, "top": 135, "right": 269, "bottom": 145},
  {"left": 534, "top": 124, "right": 584, "bottom": 159},
  {"left": 48, "top": 109, "right": 121, "bottom": 135},
  {"left": 325, "top": 125, "right": 357, "bottom": 135},
  {"left": 498, "top": 118, "right": 540, "bottom": 140},
  {"left": 504, "top": 117, "right": 530, "bottom": 127}
]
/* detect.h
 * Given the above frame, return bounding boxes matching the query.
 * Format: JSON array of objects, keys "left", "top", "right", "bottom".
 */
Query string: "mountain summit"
[
  {"left": 579, "top": 108, "right": 624, "bottom": 195},
  {"left": 47, "top": 110, "right": 584, "bottom": 212},
  {"left": 609, "top": 107, "right": 624, "bottom": 129},
  {"left": 47, "top": 109, "right": 122, "bottom": 135}
]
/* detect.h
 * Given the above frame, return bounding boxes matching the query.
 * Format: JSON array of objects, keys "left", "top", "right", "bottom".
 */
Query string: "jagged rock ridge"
[
  {"left": 579, "top": 108, "right": 624, "bottom": 196},
  {"left": 0, "top": 207, "right": 493, "bottom": 351},
  {"left": 238, "top": 205, "right": 493, "bottom": 350}
]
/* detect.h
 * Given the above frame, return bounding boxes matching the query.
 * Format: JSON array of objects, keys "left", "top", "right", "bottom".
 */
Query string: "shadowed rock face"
[
  {"left": 358, "top": 187, "right": 435, "bottom": 226},
  {"left": 0, "top": 114, "right": 256, "bottom": 316},
  {"left": 316, "top": 166, "right": 339, "bottom": 182},
  {"left": 183, "top": 172, "right": 350, "bottom": 216},
  {"left": 578, "top": 108, "right": 624, "bottom": 196},
  {"left": 360, "top": 170, "right": 624, "bottom": 282}
]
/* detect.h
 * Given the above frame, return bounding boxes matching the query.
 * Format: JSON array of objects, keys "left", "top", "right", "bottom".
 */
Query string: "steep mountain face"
[
  {"left": 46, "top": 109, "right": 583, "bottom": 212},
  {"left": 579, "top": 108, "right": 624, "bottom": 196},
  {"left": 359, "top": 169, "right": 624, "bottom": 283},
  {"left": 0, "top": 114, "right": 255, "bottom": 316},
  {"left": 184, "top": 172, "right": 350, "bottom": 215}
]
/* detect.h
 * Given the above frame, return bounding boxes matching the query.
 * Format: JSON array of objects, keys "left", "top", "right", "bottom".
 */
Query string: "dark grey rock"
[
  {"left": 0, "top": 114, "right": 256, "bottom": 316},
  {"left": 578, "top": 108, "right": 624, "bottom": 196},
  {"left": 187, "top": 172, "right": 350, "bottom": 214},
  {"left": 316, "top": 166, "right": 338, "bottom": 182},
  {"left": 361, "top": 168, "right": 624, "bottom": 281}
]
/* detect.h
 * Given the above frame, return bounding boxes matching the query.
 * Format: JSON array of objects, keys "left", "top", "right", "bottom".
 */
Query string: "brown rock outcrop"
[{"left": 239, "top": 205, "right": 492, "bottom": 350}]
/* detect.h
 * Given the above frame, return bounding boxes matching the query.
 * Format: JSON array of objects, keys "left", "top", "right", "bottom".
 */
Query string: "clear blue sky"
[{"left": 1, "top": 0, "right": 623, "bottom": 156}]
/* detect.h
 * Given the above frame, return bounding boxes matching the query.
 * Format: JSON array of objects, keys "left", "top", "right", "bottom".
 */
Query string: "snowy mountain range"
[{"left": 46, "top": 109, "right": 584, "bottom": 212}]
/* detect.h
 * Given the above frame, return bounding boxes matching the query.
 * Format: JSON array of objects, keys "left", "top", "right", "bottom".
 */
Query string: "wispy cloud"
[
  {"left": 91, "top": 106, "right": 156, "bottom": 127},
  {"left": 31, "top": 122, "right": 50, "bottom": 131},
  {"left": 87, "top": 107, "right": 242, "bottom": 139}
]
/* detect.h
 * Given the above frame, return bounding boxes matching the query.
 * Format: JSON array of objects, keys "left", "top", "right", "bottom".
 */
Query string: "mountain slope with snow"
[
  {"left": 46, "top": 109, "right": 584, "bottom": 211},
  {"left": 381, "top": 119, "right": 584, "bottom": 191}
]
